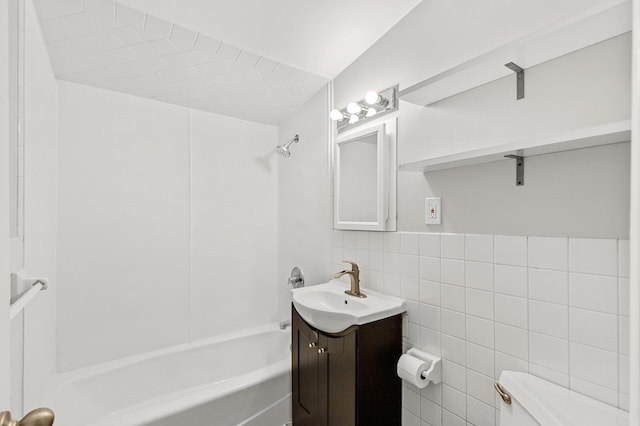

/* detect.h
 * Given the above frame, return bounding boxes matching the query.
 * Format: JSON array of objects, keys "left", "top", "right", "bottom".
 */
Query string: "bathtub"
[{"left": 44, "top": 324, "right": 292, "bottom": 426}]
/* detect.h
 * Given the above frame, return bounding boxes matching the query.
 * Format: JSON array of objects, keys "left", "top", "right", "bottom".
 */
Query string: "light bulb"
[
  {"left": 365, "top": 91, "right": 380, "bottom": 105},
  {"left": 329, "top": 109, "right": 344, "bottom": 121},
  {"left": 346, "top": 102, "right": 361, "bottom": 115},
  {"left": 366, "top": 107, "right": 377, "bottom": 118},
  {"left": 348, "top": 114, "right": 359, "bottom": 124}
]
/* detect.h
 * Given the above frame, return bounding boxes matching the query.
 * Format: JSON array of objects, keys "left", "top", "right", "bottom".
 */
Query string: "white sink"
[{"left": 292, "top": 280, "right": 406, "bottom": 333}]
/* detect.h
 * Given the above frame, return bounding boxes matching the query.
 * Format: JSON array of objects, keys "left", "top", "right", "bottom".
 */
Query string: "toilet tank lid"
[{"left": 499, "top": 371, "right": 628, "bottom": 426}]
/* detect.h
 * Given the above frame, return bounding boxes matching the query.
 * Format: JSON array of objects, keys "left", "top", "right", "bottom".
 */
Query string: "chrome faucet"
[{"left": 333, "top": 260, "right": 366, "bottom": 298}]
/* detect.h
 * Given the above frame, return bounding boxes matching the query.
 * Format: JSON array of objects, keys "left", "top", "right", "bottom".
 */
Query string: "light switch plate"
[{"left": 425, "top": 197, "right": 441, "bottom": 225}]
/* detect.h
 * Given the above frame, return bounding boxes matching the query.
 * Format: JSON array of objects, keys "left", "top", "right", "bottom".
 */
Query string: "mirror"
[{"left": 334, "top": 118, "right": 397, "bottom": 231}]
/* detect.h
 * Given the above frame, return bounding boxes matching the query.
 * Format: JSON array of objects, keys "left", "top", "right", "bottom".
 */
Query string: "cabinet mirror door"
[{"left": 333, "top": 118, "right": 397, "bottom": 231}]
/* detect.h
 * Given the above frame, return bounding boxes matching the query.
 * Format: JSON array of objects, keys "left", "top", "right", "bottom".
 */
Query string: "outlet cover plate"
[{"left": 425, "top": 197, "right": 441, "bottom": 225}]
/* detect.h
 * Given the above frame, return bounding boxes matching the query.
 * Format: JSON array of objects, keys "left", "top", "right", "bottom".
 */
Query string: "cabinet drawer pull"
[
  {"left": 317, "top": 348, "right": 326, "bottom": 354},
  {"left": 308, "top": 342, "right": 317, "bottom": 348}
]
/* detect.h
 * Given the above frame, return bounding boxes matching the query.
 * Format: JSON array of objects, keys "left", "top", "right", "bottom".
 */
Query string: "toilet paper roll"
[{"left": 397, "top": 354, "right": 431, "bottom": 388}]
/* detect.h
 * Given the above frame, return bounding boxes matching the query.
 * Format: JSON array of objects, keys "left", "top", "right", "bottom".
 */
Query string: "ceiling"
[{"left": 32, "top": 0, "right": 422, "bottom": 125}]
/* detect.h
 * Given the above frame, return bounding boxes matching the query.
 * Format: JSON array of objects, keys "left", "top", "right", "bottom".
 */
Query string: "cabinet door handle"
[
  {"left": 317, "top": 347, "right": 326, "bottom": 354},
  {"left": 308, "top": 342, "right": 317, "bottom": 348}
]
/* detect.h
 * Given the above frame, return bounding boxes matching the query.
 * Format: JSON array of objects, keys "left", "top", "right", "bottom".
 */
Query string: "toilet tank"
[{"left": 497, "top": 371, "right": 628, "bottom": 426}]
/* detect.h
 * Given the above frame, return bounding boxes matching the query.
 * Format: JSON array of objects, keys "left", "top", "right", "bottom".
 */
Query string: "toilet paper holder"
[{"left": 407, "top": 348, "right": 441, "bottom": 384}]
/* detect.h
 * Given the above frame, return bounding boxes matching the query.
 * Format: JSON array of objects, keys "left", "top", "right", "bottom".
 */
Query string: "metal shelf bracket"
[
  {"left": 504, "top": 155, "right": 525, "bottom": 186},
  {"left": 504, "top": 62, "right": 525, "bottom": 100}
]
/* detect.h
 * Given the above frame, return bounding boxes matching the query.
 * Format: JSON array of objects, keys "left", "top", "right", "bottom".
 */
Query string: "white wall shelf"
[
  {"left": 399, "top": 0, "right": 631, "bottom": 106},
  {"left": 398, "top": 120, "right": 631, "bottom": 173}
]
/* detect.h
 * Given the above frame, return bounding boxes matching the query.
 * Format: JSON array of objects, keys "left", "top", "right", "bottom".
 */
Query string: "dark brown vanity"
[{"left": 291, "top": 305, "right": 402, "bottom": 425}]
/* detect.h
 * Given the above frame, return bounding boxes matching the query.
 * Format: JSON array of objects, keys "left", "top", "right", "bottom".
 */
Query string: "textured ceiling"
[{"left": 33, "top": 0, "right": 329, "bottom": 124}]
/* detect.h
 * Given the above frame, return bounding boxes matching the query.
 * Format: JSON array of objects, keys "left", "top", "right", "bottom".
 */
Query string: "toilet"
[{"left": 497, "top": 371, "right": 628, "bottom": 426}]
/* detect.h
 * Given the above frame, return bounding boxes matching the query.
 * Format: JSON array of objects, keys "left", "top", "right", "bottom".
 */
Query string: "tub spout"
[{"left": 279, "top": 320, "right": 291, "bottom": 330}]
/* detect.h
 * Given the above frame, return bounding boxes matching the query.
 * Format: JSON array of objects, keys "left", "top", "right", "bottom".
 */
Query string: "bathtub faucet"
[
  {"left": 333, "top": 260, "right": 366, "bottom": 298},
  {"left": 279, "top": 320, "right": 291, "bottom": 330}
]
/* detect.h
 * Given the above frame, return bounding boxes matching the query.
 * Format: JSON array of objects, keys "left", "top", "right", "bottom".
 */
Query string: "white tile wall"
[{"left": 329, "top": 231, "right": 629, "bottom": 425}]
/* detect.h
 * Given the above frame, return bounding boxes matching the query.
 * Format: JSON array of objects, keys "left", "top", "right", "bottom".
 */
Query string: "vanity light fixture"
[{"left": 330, "top": 85, "right": 398, "bottom": 132}]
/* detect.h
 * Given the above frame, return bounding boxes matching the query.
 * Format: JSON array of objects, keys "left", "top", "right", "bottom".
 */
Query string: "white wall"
[
  {"left": 189, "top": 109, "right": 278, "bottom": 339},
  {"left": 0, "top": 0, "right": 12, "bottom": 409},
  {"left": 56, "top": 82, "right": 279, "bottom": 371},
  {"left": 277, "top": 86, "right": 330, "bottom": 318}
]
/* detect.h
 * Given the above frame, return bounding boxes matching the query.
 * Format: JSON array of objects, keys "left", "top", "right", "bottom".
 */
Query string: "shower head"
[{"left": 276, "top": 134, "right": 299, "bottom": 158}]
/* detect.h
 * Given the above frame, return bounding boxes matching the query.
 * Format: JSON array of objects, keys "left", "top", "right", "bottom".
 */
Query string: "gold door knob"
[{"left": 0, "top": 408, "right": 55, "bottom": 426}]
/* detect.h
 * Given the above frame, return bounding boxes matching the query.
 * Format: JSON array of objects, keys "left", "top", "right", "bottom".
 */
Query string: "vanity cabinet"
[{"left": 291, "top": 305, "right": 402, "bottom": 426}]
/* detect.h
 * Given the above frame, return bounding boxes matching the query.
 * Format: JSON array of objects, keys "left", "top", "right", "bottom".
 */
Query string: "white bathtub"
[{"left": 44, "top": 324, "right": 291, "bottom": 426}]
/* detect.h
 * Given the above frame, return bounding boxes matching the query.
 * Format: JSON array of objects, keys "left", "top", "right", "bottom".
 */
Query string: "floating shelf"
[
  {"left": 399, "top": 0, "right": 631, "bottom": 106},
  {"left": 398, "top": 120, "right": 631, "bottom": 173}
]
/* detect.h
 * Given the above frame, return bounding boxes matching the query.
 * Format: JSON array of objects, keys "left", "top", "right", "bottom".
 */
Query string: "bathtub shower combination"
[{"left": 44, "top": 325, "right": 291, "bottom": 426}]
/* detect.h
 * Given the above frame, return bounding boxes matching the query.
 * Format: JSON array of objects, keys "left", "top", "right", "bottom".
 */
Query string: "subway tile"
[
  {"left": 441, "top": 233, "right": 465, "bottom": 260},
  {"left": 420, "top": 256, "right": 441, "bottom": 282},
  {"left": 408, "top": 323, "right": 420, "bottom": 346},
  {"left": 420, "top": 303, "right": 441, "bottom": 330},
  {"left": 570, "top": 377, "right": 619, "bottom": 407},
  {"left": 466, "top": 261, "right": 494, "bottom": 291},
  {"left": 420, "top": 280, "right": 441, "bottom": 307},
  {"left": 529, "top": 332, "right": 569, "bottom": 373},
  {"left": 343, "top": 248, "right": 355, "bottom": 262},
  {"left": 466, "top": 315, "right": 494, "bottom": 349},
  {"left": 618, "top": 240, "right": 630, "bottom": 278},
  {"left": 368, "top": 270, "right": 384, "bottom": 292},
  {"left": 442, "top": 384, "right": 466, "bottom": 418},
  {"left": 355, "top": 231, "right": 369, "bottom": 250},
  {"left": 343, "top": 231, "right": 357, "bottom": 248},
  {"left": 406, "top": 300, "right": 420, "bottom": 324},
  {"left": 441, "top": 259, "right": 465, "bottom": 286},
  {"left": 384, "top": 232, "right": 401, "bottom": 252},
  {"left": 465, "top": 234, "right": 494, "bottom": 263},
  {"left": 495, "top": 294, "right": 527, "bottom": 329},
  {"left": 441, "top": 284, "right": 465, "bottom": 313},
  {"left": 528, "top": 268, "right": 568, "bottom": 304},
  {"left": 570, "top": 342, "right": 618, "bottom": 390},
  {"left": 421, "top": 381, "right": 442, "bottom": 404},
  {"left": 402, "top": 255, "right": 420, "bottom": 278},
  {"left": 467, "top": 395, "right": 496, "bottom": 426},
  {"left": 420, "top": 233, "right": 441, "bottom": 258},
  {"left": 403, "top": 278, "right": 421, "bottom": 302},
  {"left": 441, "top": 334, "right": 466, "bottom": 365},
  {"left": 494, "top": 265, "right": 527, "bottom": 297},
  {"left": 569, "top": 238, "right": 617, "bottom": 276},
  {"left": 354, "top": 249, "right": 369, "bottom": 270},
  {"left": 369, "top": 231, "right": 384, "bottom": 251},
  {"left": 528, "top": 237, "right": 568, "bottom": 271},
  {"left": 466, "top": 342, "right": 494, "bottom": 377},
  {"left": 466, "top": 289, "right": 493, "bottom": 320},
  {"left": 569, "top": 307, "right": 617, "bottom": 351},
  {"left": 620, "top": 354, "right": 630, "bottom": 394},
  {"left": 402, "top": 408, "right": 420, "bottom": 426},
  {"left": 442, "top": 409, "right": 465, "bottom": 426},
  {"left": 421, "top": 396, "right": 443, "bottom": 426},
  {"left": 529, "top": 300, "right": 568, "bottom": 339},
  {"left": 369, "top": 250, "right": 383, "bottom": 272},
  {"left": 466, "top": 370, "right": 495, "bottom": 406},
  {"left": 495, "top": 351, "right": 528, "bottom": 380},
  {"left": 421, "top": 327, "right": 442, "bottom": 356},
  {"left": 441, "top": 309, "right": 466, "bottom": 339},
  {"left": 384, "top": 273, "right": 401, "bottom": 297},
  {"left": 403, "top": 387, "right": 421, "bottom": 416},
  {"left": 569, "top": 273, "right": 617, "bottom": 314},
  {"left": 330, "top": 230, "right": 343, "bottom": 247},
  {"left": 494, "top": 235, "right": 527, "bottom": 266},
  {"left": 529, "top": 363, "right": 569, "bottom": 388},
  {"left": 442, "top": 359, "right": 466, "bottom": 392},
  {"left": 384, "top": 252, "right": 401, "bottom": 275},
  {"left": 619, "top": 315, "right": 629, "bottom": 355},
  {"left": 495, "top": 323, "right": 528, "bottom": 360},
  {"left": 619, "top": 278, "right": 630, "bottom": 316},
  {"left": 401, "top": 232, "right": 420, "bottom": 255}
]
